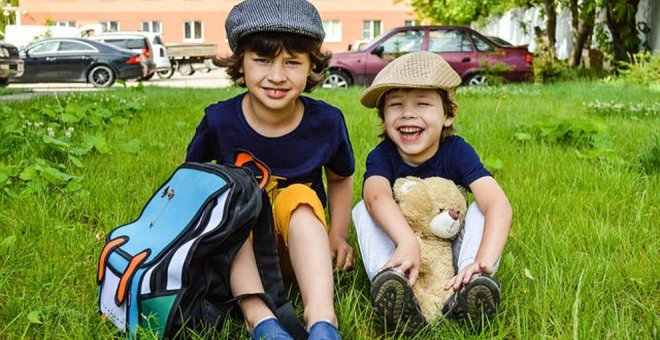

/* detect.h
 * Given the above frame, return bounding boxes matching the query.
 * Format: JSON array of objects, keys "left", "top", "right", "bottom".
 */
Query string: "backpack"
[{"left": 97, "top": 151, "right": 307, "bottom": 339}]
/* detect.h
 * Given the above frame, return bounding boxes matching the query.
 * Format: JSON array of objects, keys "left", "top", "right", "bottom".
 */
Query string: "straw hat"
[{"left": 360, "top": 51, "right": 462, "bottom": 108}]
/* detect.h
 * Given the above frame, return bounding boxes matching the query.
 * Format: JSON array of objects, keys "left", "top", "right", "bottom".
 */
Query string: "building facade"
[{"left": 16, "top": 0, "right": 416, "bottom": 55}]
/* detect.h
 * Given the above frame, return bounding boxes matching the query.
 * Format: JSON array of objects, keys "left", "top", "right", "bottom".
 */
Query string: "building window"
[
  {"left": 404, "top": 20, "right": 420, "bottom": 27},
  {"left": 101, "top": 21, "right": 120, "bottom": 32},
  {"left": 322, "top": 20, "right": 342, "bottom": 42},
  {"left": 184, "top": 21, "right": 203, "bottom": 41},
  {"left": 362, "top": 20, "right": 382, "bottom": 40},
  {"left": 55, "top": 21, "right": 76, "bottom": 28},
  {"left": 141, "top": 21, "right": 162, "bottom": 34}
]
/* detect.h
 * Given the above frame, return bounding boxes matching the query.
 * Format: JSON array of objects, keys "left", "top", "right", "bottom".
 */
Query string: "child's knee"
[{"left": 273, "top": 184, "right": 327, "bottom": 246}]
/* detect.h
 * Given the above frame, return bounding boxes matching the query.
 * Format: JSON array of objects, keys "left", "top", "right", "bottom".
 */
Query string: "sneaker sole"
[
  {"left": 370, "top": 270, "right": 425, "bottom": 331},
  {"left": 458, "top": 276, "right": 500, "bottom": 326}
]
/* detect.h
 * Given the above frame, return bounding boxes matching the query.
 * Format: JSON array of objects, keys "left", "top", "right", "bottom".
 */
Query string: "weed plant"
[{"left": 0, "top": 82, "right": 658, "bottom": 338}]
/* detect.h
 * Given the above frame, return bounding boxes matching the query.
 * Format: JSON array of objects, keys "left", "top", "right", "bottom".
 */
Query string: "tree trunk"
[
  {"left": 604, "top": 0, "right": 641, "bottom": 64},
  {"left": 544, "top": 0, "right": 558, "bottom": 58},
  {"left": 568, "top": 0, "right": 597, "bottom": 67}
]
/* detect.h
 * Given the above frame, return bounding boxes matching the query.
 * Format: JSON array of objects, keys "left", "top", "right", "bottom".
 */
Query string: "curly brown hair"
[
  {"left": 213, "top": 32, "right": 331, "bottom": 93},
  {"left": 376, "top": 88, "right": 457, "bottom": 141}
]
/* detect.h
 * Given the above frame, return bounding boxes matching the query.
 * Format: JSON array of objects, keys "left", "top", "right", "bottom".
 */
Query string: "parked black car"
[
  {"left": 12, "top": 38, "right": 143, "bottom": 87},
  {"left": 0, "top": 41, "right": 24, "bottom": 87}
]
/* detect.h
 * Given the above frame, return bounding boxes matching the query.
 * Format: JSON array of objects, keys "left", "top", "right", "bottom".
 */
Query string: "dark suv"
[
  {"left": 0, "top": 41, "right": 24, "bottom": 87},
  {"left": 323, "top": 25, "right": 533, "bottom": 88}
]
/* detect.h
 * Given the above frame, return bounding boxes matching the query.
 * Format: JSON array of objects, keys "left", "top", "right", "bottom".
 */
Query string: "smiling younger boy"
[
  {"left": 352, "top": 51, "right": 512, "bottom": 330},
  {"left": 185, "top": 1, "right": 355, "bottom": 339}
]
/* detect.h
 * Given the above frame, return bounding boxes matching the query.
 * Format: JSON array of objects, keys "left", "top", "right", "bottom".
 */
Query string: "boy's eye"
[
  {"left": 387, "top": 102, "right": 402, "bottom": 107},
  {"left": 253, "top": 58, "right": 269, "bottom": 64},
  {"left": 418, "top": 102, "right": 431, "bottom": 106}
]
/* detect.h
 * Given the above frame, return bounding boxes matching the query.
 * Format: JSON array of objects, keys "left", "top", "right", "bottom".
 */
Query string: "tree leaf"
[
  {"left": 119, "top": 139, "right": 142, "bottom": 154},
  {"left": 0, "top": 235, "right": 17, "bottom": 251},
  {"left": 27, "top": 310, "right": 42, "bottom": 324},
  {"left": 524, "top": 268, "right": 536, "bottom": 281}
]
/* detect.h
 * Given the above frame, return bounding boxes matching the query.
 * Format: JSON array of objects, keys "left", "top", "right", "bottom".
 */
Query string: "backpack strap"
[
  {"left": 233, "top": 150, "right": 308, "bottom": 339},
  {"left": 234, "top": 150, "right": 270, "bottom": 190}
]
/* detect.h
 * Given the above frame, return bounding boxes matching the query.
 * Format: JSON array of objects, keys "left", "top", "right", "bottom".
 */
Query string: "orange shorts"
[{"left": 272, "top": 183, "right": 328, "bottom": 246}]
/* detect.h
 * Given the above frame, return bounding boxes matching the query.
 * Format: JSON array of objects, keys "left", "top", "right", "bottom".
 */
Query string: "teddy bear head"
[{"left": 393, "top": 176, "right": 468, "bottom": 239}]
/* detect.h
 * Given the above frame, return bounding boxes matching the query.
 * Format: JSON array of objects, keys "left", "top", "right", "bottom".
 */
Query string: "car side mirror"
[{"left": 371, "top": 45, "right": 384, "bottom": 57}]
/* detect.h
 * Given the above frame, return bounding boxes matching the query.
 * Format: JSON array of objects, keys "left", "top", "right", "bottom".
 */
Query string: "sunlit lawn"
[{"left": 0, "top": 81, "right": 658, "bottom": 338}]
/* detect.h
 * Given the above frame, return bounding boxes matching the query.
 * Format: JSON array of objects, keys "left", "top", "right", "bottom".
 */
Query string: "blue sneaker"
[
  {"left": 308, "top": 320, "right": 341, "bottom": 340},
  {"left": 252, "top": 317, "right": 294, "bottom": 340}
]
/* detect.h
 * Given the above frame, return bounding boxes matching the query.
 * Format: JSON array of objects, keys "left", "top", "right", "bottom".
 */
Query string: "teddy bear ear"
[{"left": 399, "top": 181, "right": 418, "bottom": 194}]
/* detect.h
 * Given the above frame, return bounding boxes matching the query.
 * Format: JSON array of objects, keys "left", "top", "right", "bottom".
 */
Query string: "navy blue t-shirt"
[
  {"left": 186, "top": 93, "right": 355, "bottom": 206},
  {"left": 364, "top": 135, "right": 491, "bottom": 190}
]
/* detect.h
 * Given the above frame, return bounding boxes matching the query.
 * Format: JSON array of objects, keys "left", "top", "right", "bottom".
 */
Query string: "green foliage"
[
  {"left": 532, "top": 54, "right": 574, "bottom": 83},
  {"left": 515, "top": 115, "right": 609, "bottom": 149},
  {"left": 0, "top": 90, "right": 147, "bottom": 196},
  {"left": 614, "top": 51, "right": 660, "bottom": 86},
  {"left": 1, "top": 83, "right": 658, "bottom": 338}
]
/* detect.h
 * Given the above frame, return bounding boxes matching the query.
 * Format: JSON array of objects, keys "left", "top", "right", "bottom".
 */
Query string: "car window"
[
  {"left": 58, "top": 41, "right": 95, "bottom": 52},
  {"left": 104, "top": 38, "right": 147, "bottom": 50},
  {"left": 29, "top": 41, "right": 60, "bottom": 54},
  {"left": 380, "top": 30, "right": 422, "bottom": 55},
  {"left": 471, "top": 34, "right": 495, "bottom": 52},
  {"left": 428, "top": 29, "right": 473, "bottom": 53}
]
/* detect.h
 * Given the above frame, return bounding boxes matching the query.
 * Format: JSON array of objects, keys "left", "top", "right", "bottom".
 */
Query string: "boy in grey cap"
[{"left": 186, "top": 1, "right": 353, "bottom": 339}]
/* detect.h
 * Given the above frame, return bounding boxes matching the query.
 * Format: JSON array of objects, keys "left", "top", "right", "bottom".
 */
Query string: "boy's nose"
[
  {"left": 401, "top": 106, "right": 416, "bottom": 118},
  {"left": 267, "top": 63, "right": 287, "bottom": 82}
]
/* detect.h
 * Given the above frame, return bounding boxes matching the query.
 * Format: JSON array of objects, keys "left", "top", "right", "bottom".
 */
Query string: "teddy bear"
[{"left": 393, "top": 176, "right": 468, "bottom": 322}]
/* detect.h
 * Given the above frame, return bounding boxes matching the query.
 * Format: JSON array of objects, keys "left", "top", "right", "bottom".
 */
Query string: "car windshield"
[{"left": 152, "top": 35, "right": 164, "bottom": 45}]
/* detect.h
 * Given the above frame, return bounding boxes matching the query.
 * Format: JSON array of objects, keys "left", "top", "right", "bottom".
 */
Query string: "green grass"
[
  {"left": 1, "top": 82, "right": 658, "bottom": 338},
  {"left": 0, "top": 87, "right": 32, "bottom": 96}
]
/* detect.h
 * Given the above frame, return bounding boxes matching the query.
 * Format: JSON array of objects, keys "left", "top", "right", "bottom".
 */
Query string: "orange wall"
[{"left": 18, "top": 0, "right": 415, "bottom": 55}]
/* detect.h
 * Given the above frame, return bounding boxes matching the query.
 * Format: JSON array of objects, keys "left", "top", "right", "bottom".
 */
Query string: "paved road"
[{"left": 1, "top": 68, "right": 234, "bottom": 101}]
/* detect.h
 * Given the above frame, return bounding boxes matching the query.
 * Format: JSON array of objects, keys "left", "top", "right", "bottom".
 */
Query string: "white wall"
[{"left": 474, "top": 0, "right": 659, "bottom": 60}]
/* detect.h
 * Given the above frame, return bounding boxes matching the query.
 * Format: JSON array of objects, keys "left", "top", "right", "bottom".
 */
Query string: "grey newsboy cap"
[{"left": 225, "top": 0, "right": 326, "bottom": 53}]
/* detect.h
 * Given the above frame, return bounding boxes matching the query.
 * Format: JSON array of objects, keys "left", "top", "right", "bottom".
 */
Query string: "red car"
[{"left": 323, "top": 25, "right": 533, "bottom": 88}]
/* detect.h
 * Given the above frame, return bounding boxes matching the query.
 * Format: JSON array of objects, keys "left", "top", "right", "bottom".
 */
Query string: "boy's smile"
[{"left": 383, "top": 89, "right": 454, "bottom": 166}]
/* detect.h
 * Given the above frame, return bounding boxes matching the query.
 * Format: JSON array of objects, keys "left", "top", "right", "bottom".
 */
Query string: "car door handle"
[
  {"left": 461, "top": 57, "right": 471, "bottom": 62},
  {"left": 46, "top": 57, "right": 56, "bottom": 61}
]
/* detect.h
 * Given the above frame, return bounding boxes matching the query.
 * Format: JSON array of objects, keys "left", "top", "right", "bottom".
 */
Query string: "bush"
[
  {"left": 532, "top": 54, "right": 574, "bottom": 84},
  {"left": 615, "top": 51, "right": 660, "bottom": 86}
]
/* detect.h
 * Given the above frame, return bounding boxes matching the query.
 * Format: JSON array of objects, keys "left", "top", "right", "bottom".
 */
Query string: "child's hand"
[
  {"left": 381, "top": 240, "right": 421, "bottom": 286},
  {"left": 443, "top": 261, "right": 494, "bottom": 292},
  {"left": 330, "top": 233, "right": 354, "bottom": 272}
]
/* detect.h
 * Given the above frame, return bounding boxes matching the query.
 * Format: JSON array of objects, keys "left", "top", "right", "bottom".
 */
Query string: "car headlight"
[{"left": 0, "top": 48, "right": 9, "bottom": 58}]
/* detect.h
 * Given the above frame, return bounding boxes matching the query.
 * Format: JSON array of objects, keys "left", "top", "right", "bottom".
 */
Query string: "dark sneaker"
[
  {"left": 370, "top": 268, "right": 426, "bottom": 332},
  {"left": 442, "top": 274, "right": 500, "bottom": 330}
]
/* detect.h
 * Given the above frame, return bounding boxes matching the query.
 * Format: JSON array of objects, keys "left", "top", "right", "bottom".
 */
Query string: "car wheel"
[
  {"left": 140, "top": 72, "right": 155, "bottom": 81},
  {"left": 158, "top": 65, "right": 175, "bottom": 79},
  {"left": 179, "top": 63, "right": 195, "bottom": 76},
  {"left": 0, "top": 78, "right": 8, "bottom": 87},
  {"left": 322, "top": 70, "right": 351, "bottom": 89},
  {"left": 466, "top": 74, "right": 488, "bottom": 86},
  {"left": 88, "top": 65, "right": 115, "bottom": 88}
]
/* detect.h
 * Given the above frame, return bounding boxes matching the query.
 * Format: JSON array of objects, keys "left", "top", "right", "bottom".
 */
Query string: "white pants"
[{"left": 352, "top": 200, "right": 499, "bottom": 281}]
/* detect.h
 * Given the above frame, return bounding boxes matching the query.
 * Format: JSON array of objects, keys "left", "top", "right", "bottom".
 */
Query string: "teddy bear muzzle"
[{"left": 429, "top": 210, "right": 462, "bottom": 239}]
